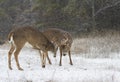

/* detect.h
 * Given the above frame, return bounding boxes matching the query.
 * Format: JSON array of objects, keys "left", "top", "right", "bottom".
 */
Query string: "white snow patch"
[{"left": 0, "top": 46, "right": 120, "bottom": 82}]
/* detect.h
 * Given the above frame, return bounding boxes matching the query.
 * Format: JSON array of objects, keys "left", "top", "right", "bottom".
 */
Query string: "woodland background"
[
  {"left": 0, "top": 1, "right": 120, "bottom": 81},
  {"left": 0, "top": 0, "right": 120, "bottom": 43}
]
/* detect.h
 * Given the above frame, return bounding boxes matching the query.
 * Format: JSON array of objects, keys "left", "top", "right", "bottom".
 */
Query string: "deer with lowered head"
[
  {"left": 8, "top": 26, "right": 55, "bottom": 70},
  {"left": 43, "top": 28, "right": 73, "bottom": 66}
]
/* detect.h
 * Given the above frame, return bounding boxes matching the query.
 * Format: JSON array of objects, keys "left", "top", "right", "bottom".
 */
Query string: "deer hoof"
[
  {"left": 70, "top": 63, "right": 73, "bottom": 65},
  {"left": 63, "top": 54, "right": 66, "bottom": 56},
  {"left": 49, "top": 62, "right": 52, "bottom": 65},
  {"left": 42, "top": 65, "right": 45, "bottom": 68},
  {"left": 18, "top": 67, "right": 24, "bottom": 71},
  {"left": 9, "top": 67, "right": 13, "bottom": 70},
  {"left": 59, "top": 64, "right": 62, "bottom": 66}
]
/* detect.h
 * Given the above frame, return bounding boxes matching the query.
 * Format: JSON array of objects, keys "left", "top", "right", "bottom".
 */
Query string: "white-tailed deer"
[
  {"left": 8, "top": 26, "right": 55, "bottom": 70},
  {"left": 43, "top": 28, "right": 73, "bottom": 66}
]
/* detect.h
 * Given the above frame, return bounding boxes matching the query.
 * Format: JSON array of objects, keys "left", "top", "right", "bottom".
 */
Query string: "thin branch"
[{"left": 94, "top": 1, "right": 120, "bottom": 17}]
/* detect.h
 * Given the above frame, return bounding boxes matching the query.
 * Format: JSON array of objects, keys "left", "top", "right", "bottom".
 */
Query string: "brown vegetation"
[{"left": 72, "top": 30, "right": 120, "bottom": 58}]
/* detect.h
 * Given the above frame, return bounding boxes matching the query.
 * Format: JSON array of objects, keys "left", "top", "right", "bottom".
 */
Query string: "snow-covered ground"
[{"left": 0, "top": 44, "right": 120, "bottom": 82}]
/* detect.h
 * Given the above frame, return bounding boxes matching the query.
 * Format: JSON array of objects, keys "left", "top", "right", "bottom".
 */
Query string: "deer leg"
[
  {"left": 54, "top": 47, "right": 58, "bottom": 57},
  {"left": 46, "top": 52, "right": 52, "bottom": 64},
  {"left": 39, "top": 51, "right": 51, "bottom": 65},
  {"left": 54, "top": 50, "right": 57, "bottom": 57},
  {"left": 59, "top": 47, "right": 62, "bottom": 66},
  {"left": 42, "top": 52, "right": 47, "bottom": 68},
  {"left": 39, "top": 50, "right": 43, "bottom": 65},
  {"left": 68, "top": 50, "right": 73, "bottom": 65},
  {"left": 14, "top": 47, "right": 23, "bottom": 70},
  {"left": 8, "top": 44, "right": 15, "bottom": 70}
]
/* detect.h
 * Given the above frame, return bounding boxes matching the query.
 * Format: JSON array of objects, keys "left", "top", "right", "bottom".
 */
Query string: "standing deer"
[
  {"left": 43, "top": 28, "right": 73, "bottom": 66},
  {"left": 8, "top": 26, "right": 55, "bottom": 70}
]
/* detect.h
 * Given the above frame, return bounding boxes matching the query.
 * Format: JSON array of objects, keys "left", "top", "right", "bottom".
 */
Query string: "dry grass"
[{"left": 71, "top": 31, "right": 120, "bottom": 58}]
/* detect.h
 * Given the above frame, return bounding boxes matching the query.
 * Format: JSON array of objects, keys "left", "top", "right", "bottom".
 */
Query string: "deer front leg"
[
  {"left": 46, "top": 52, "right": 52, "bottom": 64},
  {"left": 68, "top": 50, "right": 73, "bottom": 65},
  {"left": 39, "top": 50, "right": 43, "bottom": 65},
  {"left": 39, "top": 51, "right": 51, "bottom": 65},
  {"left": 59, "top": 47, "right": 62, "bottom": 66},
  {"left": 41, "top": 52, "right": 47, "bottom": 68},
  {"left": 54, "top": 47, "right": 58, "bottom": 57}
]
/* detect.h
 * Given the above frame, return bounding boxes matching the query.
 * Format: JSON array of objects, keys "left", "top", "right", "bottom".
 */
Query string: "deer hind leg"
[
  {"left": 8, "top": 44, "right": 15, "bottom": 70},
  {"left": 68, "top": 50, "right": 73, "bottom": 65},
  {"left": 59, "top": 47, "right": 63, "bottom": 66},
  {"left": 13, "top": 41, "right": 25, "bottom": 70},
  {"left": 14, "top": 46, "right": 24, "bottom": 70}
]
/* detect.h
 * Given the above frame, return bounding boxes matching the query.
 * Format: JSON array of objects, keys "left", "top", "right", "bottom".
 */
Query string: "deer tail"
[{"left": 8, "top": 32, "right": 14, "bottom": 43}]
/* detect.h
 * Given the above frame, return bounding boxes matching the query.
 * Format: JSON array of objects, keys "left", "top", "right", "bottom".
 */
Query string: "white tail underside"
[{"left": 8, "top": 36, "right": 13, "bottom": 43}]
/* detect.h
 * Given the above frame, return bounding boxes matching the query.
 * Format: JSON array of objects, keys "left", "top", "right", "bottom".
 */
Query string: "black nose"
[{"left": 42, "top": 65, "right": 45, "bottom": 68}]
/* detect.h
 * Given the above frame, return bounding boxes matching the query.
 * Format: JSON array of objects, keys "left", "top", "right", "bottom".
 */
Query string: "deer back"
[
  {"left": 8, "top": 26, "right": 55, "bottom": 52},
  {"left": 43, "top": 28, "right": 73, "bottom": 49}
]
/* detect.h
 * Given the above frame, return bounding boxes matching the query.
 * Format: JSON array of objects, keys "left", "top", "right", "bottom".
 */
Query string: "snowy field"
[{"left": 0, "top": 43, "right": 120, "bottom": 82}]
